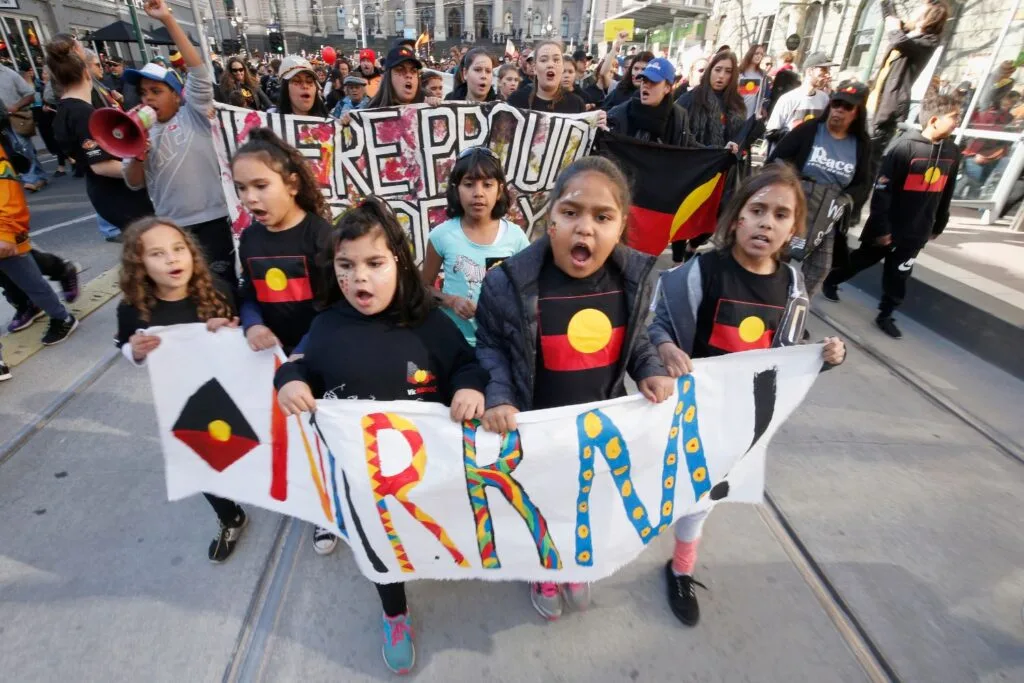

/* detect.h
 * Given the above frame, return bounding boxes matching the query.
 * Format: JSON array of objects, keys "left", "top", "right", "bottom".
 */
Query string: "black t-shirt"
[
  {"left": 54, "top": 98, "right": 154, "bottom": 229},
  {"left": 238, "top": 212, "right": 332, "bottom": 353},
  {"left": 507, "top": 87, "right": 587, "bottom": 114},
  {"left": 115, "top": 278, "right": 236, "bottom": 347},
  {"left": 692, "top": 251, "right": 791, "bottom": 359},
  {"left": 533, "top": 259, "right": 628, "bottom": 410}
]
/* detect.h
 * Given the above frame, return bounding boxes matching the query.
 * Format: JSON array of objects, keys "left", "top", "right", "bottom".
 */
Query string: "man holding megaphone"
[{"left": 120, "top": 0, "right": 234, "bottom": 282}]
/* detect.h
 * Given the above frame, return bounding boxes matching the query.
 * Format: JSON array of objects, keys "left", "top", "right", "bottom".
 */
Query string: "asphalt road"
[{"left": 1, "top": 158, "right": 1023, "bottom": 682}]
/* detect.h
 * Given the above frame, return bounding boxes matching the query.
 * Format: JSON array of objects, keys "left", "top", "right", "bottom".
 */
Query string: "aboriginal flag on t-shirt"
[
  {"left": 172, "top": 378, "right": 260, "bottom": 472},
  {"left": 707, "top": 299, "right": 785, "bottom": 353},
  {"left": 539, "top": 290, "right": 627, "bottom": 371},
  {"left": 596, "top": 132, "right": 736, "bottom": 256},
  {"left": 249, "top": 255, "right": 314, "bottom": 303},
  {"left": 738, "top": 77, "right": 761, "bottom": 97},
  {"left": 903, "top": 157, "right": 954, "bottom": 193}
]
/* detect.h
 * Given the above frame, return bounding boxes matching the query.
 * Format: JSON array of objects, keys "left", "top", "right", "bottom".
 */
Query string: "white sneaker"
[{"left": 312, "top": 525, "right": 338, "bottom": 555}]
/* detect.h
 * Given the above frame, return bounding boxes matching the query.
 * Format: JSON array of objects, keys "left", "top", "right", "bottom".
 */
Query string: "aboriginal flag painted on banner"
[
  {"left": 596, "top": 132, "right": 736, "bottom": 256},
  {"left": 172, "top": 378, "right": 260, "bottom": 472},
  {"left": 249, "top": 255, "right": 314, "bottom": 303}
]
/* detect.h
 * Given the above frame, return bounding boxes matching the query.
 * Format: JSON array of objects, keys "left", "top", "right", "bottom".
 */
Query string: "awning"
[
  {"left": 601, "top": 1, "right": 711, "bottom": 31},
  {"left": 147, "top": 26, "right": 199, "bottom": 46},
  {"left": 84, "top": 20, "right": 155, "bottom": 44}
]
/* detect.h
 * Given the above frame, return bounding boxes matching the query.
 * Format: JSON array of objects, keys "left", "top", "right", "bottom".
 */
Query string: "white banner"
[{"left": 146, "top": 324, "right": 823, "bottom": 583}]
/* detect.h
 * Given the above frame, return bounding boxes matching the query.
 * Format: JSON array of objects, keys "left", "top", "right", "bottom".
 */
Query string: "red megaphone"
[{"left": 88, "top": 105, "right": 158, "bottom": 159}]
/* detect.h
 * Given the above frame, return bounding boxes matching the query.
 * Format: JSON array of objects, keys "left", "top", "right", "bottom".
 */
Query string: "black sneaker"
[
  {"left": 209, "top": 508, "right": 248, "bottom": 563},
  {"left": 59, "top": 261, "right": 81, "bottom": 303},
  {"left": 41, "top": 315, "right": 79, "bottom": 346},
  {"left": 876, "top": 315, "right": 902, "bottom": 339},
  {"left": 104, "top": 234, "right": 124, "bottom": 244},
  {"left": 821, "top": 282, "right": 840, "bottom": 302},
  {"left": 665, "top": 561, "right": 707, "bottom": 626},
  {"left": 0, "top": 359, "right": 11, "bottom": 382}
]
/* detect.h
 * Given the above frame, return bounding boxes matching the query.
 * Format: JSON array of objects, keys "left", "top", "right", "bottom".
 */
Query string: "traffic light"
[{"left": 268, "top": 31, "right": 284, "bottom": 54}]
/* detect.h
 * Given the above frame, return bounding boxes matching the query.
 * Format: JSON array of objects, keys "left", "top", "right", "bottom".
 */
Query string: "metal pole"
[
  {"left": 587, "top": 0, "right": 597, "bottom": 51},
  {"left": 859, "top": 21, "right": 885, "bottom": 83},
  {"left": 206, "top": 0, "right": 224, "bottom": 47},
  {"left": 359, "top": 0, "right": 367, "bottom": 49},
  {"left": 190, "top": 0, "right": 215, "bottom": 70},
  {"left": 955, "top": 0, "right": 1021, "bottom": 144},
  {"left": 126, "top": 1, "right": 151, "bottom": 63}
]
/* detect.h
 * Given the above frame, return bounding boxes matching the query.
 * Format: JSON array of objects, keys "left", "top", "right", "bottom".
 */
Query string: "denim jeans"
[
  {"left": 0, "top": 253, "right": 69, "bottom": 353},
  {"left": 11, "top": 129, "right": 46, "bottom": 185},
  {"left": 96, "top": 214, "right": 121, "bottom": 239}
]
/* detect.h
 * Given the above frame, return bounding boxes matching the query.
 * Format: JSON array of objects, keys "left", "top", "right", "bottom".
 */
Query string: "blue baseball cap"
[
  {"left": 639, "top": 57, "right": 676, "bottom": 84},
  {"left": 123, "top": 63, "right": 183, "bottom": 95}
]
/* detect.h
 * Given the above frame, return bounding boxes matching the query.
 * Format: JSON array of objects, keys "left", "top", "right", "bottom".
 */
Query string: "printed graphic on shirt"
[
  {"left": 249, "top": 255, "right": 314, "bottom": 303},
  {"left": 539, "top": 291, "right": 626, "bottom": 371},
  {"left": 738, "top": 77, "right": 761, "bottom": 97},
  {"left": 708, "top": 299, "right": 785, "bottom": 353},
  {"left": 903, "top": 157, "right": 953, "bottom": 193},
  {"left": 452, "top": 255, "right": 486, "bottom": 294},
  {"left": 805, "top": 145, "right": 856, "bottom": 181},
  {"left": 406, "top": 362, "right": 438, "bottom": 396},
  {"left": 790, "top": 108, "right": 821, "bottom": 128},
  {"left": 172, "top": 378, "right": 259, "bottom": 472},
  {"left": 0, "top": 158, "right": 16, "bottom": 180}
]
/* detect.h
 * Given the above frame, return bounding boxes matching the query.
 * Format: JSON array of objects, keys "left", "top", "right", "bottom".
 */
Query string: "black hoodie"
[
  {"left": 861, "top": 130, "right": 961, "bottom": 247},
  {"left": 274, "top": 300, "right": 488, "bottom": 403},
  {"left": 871, "top": 29, "right": 940, "bottom": 128}
]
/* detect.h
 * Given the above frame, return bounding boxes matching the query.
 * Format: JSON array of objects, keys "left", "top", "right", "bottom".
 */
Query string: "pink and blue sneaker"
[{"left": 381, "top": 610, "right": 415, "bottom": 674}]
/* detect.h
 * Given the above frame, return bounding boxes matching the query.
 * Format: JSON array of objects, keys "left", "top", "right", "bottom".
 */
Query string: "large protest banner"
[
  {"left": 145, "top": 324, "right": 823, "bottom": 583},
  {"left": 211, "top": 103, "right": 599, "bottom": 262}
]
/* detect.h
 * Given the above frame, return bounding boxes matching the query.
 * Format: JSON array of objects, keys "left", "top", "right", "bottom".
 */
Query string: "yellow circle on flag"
[
  {"left": 567, "top": 308, "right": 612, "bottom": 353},
  {"left": 208, "top": 419, "right": 232, "bottom": 442},
  {"left": 744, "top": 81, "right": 756, "bottom": 92},
  {"left": 414, "top": 369, "right": 428, "bottom": 383},
  {"left": 265, "top": 267, "right": 288, "bottom": 291},
  {"left": 738, "top": 316, "right": 765, "bottom": 343},
  {"left": 924, "top": 167, "right": 942, "bottom": 184}
]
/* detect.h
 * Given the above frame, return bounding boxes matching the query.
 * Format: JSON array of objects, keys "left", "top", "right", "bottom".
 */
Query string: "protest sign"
[
  {"left": 212, "top": 103, "right": 599, "bottom": 263},
  {"left": 146, "top": 324, "right": 823, "bottom": 583}
]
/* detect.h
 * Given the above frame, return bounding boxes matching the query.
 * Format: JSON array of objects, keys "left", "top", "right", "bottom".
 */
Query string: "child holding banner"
[
  {"left": 114, "top": 217, "right": 248, "bottom": 563},
  {"left": 230, "top": 128, "right": 337, "bottom": 556},
  {"left": 420, "top": 146, "right": 528, "bottom": 346},
  {"left": 274, "top": 198, "right": 488, "bottom": 675},
  {"left": 649, "top": 164, "right": 846, "bottom": 627},
  {"left": 475, "top": 156, "right": 675, "bottom": 621}
]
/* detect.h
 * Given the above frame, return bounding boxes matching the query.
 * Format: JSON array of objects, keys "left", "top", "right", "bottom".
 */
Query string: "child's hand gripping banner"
[
  {"left": 211, "top": 102, "right": 600, "bottom": 261},
  {"left": 145, "top": 324, "right": 823, "bottom": 583}
]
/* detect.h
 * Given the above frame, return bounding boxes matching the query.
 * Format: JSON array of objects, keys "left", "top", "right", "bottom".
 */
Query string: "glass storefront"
[{"left": 0, "top": 13, "right": 46, "bottom": 77}]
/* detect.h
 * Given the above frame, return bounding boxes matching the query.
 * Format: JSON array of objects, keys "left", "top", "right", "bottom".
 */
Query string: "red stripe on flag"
[
  {"left": 626, "top": 206, "right": 673, "bottom": 256},
  {"left": 539, "top": 326, "right": 625, "bottom": 371},
  {"left": 708, "top": 323, "right": 774, "bottom": 353},
  {"left": 672, "top": 174, "right": 726, "bottom": 242},
  {"left": 270, "top": 356, "right": 288, "bottom": 501},
  {"left": 254, "top": 277, "right": 314, "bottom": 303}
]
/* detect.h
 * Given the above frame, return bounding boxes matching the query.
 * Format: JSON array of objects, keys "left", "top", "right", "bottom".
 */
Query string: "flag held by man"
[{"left": 596, "top": 133, "right": 735, "bottom": 256}]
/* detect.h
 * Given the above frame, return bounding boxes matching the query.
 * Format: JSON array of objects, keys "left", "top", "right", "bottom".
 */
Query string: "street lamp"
[
  {"left": 544, "top": 15, "right": 553, "bottom": 37},
  {"left": 525, "top": 5, "right": 533, "bottom": 39}
]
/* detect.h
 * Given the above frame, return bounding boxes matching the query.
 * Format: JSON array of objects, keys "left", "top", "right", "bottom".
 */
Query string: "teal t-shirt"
[{"left": 429, "top": 217, "right": 530, "bottom": 345}]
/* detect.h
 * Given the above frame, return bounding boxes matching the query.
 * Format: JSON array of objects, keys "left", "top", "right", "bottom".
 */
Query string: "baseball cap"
[
  {"left": 106, "top": 56, "right": 124, "bottom": 66},
  {"left": 359, "top": 48, "right": 376, "bottom": 62},
  {"left": 123, "top": 63, "right": 183, "bottom": 95},
  {"left": 150, "top": 56, "right": 171, "bottom": 68},
  {"left": 384, "top": 44, "right": 422, "bottom": 70},
  {"left": 803, "top": 51, "right": 836, "bottom": 70},
  {"left": 170, "top": 51, "right": 184, "bottom": 69},
  {"left": 343, "top": 75, "right": 367, "bottom": 86},
  {"left": 639, "top": 57, "right": 676, "bottom": 84},
  {"left": 572, "top": 49, "right": 588, "bottom": 62},
  {"left": 831, "top": 79, "right": 868, "bottom": 106},
  {"left": 279, "top": 55, "right": 316, "bottom": 81}
]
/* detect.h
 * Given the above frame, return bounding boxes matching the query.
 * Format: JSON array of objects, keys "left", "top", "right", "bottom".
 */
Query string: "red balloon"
[{"left": 322, "top": 46, "right": 337, "bottom": 65}]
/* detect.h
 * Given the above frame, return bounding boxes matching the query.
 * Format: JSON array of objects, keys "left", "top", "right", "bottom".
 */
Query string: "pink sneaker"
[
  {"left": 530, "top": 582, "right": 563, "bottom": 620},
  {"left": 562, "top": 582, "right": 591, "bottom": 611}
]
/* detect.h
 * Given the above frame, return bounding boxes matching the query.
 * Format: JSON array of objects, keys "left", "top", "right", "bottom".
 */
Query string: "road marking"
[
  {"left": 2, "top": 266, "right": 121, "bottom": 368},
  {"left": 31, "top": 213, "right": 96, "bottom": 236}
]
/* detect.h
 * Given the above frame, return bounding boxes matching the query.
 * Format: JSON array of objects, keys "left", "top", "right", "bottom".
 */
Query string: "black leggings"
[
  {"left": 204, "top": 493, "right": 243, "bottom": 525},
  {"left": 33, "top": 107, "right": 67, "bottom": 166},
  {"left": 185, "top": 216, "right": 236, "bottom": 285},
  {"left": 376, "top": 582, "right": 408, "bottom": 617}
]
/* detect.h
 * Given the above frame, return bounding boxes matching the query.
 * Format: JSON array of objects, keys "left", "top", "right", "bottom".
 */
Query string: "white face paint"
[{"left": 333, "top": 231, "right": 400, "bottom": 315}]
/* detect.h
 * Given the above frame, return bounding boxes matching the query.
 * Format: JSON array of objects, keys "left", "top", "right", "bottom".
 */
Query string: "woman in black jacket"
[
  {"left": 601, "top": 50, "right": 654, "bottom": 110},
  {"left": 769, "top": 80, "right": 872, "bottom": 295},
  {"left": 216, "top": 57, "right": 273, "bottom": 110},
  {"left": 867, "top": 0, "right": 949, "bottom": 168},
  {"left": 607, "top": 57, "right": 693, "bottom": 147}
]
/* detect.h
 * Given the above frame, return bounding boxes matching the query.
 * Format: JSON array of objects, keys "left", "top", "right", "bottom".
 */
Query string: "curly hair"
[
  {"left": 319, "top": 197, "right": 433, "bottom": 326},
  {"left": 231, "top": 127, "right": 332, "bottom": 222},
  {"left": 119, "top": 217, "right": 233, "bottom": 323}
]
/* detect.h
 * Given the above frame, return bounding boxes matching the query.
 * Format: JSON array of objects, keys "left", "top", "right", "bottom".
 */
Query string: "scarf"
[
  {"left": 627, "top": 95, "right": 673, "bottom": 141},
  {"left": 687, "top": 88, "right": 744, "bottom": 148}
]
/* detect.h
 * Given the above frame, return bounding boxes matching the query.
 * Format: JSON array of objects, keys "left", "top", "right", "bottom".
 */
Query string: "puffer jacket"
[{"left": 475, "top": 235, "right": 666, "bottom": 411}]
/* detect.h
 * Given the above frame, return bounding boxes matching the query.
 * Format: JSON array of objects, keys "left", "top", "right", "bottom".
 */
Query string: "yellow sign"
[{"left": 604, "top": 18, "right": 635, "bottom": 42}]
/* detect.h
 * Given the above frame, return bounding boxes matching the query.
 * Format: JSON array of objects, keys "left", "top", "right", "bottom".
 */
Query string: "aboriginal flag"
[
  {"left": 708, "top": 299, "right": 785, "bottom": 353},
  {"left": 738, "top": 77, "right": 761, "bottom": 97},
  {"left": 249, "top": 255, "right": 313, "bottom": 303},
  {"left": 903, "top": 157, "right": 953, "bottom": 193},
  {"left": 596, "top": 132, "right": 736, "bottom": 256},
  {"left": 539, "top": 291, "right": 626, "bottom": 371},
  {"left": 172, "top": 378, "right": 260, "bottom": 472}
]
